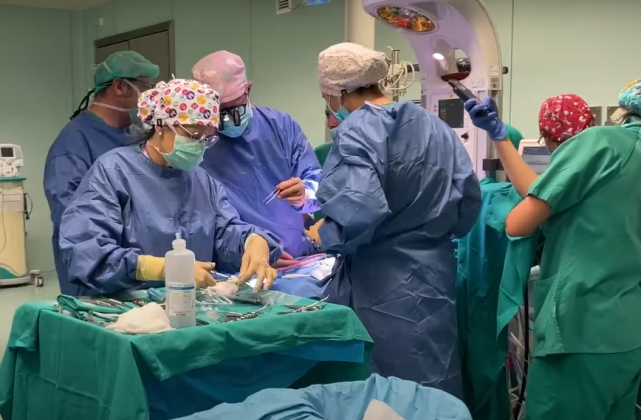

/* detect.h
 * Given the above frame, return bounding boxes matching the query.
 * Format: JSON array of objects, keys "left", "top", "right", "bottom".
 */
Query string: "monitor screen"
[
  {"left": 438, "top": 98, "right": 464, "bottom": 129},
  {"left": 0, "top": 147, "right": 14, "bottom": 158},
  {"left": 522, "top": 146, "right": 550, "bottom": 174}
]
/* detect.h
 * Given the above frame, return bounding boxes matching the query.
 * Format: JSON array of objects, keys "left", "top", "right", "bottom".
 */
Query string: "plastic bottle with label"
[{"left": 165, "top": 233, "right": 196, "bottom": 329}]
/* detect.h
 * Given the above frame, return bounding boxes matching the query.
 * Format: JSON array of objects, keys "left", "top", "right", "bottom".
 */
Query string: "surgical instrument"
[
  {"left": 263, "top": 188, "right": 279, "bottom": 204},
  {"left": 278, "top": 297, "right": 328, "bottom": 315},
  {"left": 223, "top": 304, "right": 269, "bottom": 322}
]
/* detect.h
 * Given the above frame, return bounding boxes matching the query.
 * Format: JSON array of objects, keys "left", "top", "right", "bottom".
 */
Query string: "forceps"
[{"left": 263, "top": 188, "right": 279, "bottom": 204}]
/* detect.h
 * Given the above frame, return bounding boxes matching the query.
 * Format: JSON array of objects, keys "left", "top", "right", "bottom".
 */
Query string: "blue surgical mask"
[
  {"left": 219, "top": 105, "right": 253, "bottom": 138},
  {"left": 129, "top": 109, "right": 141, "bottom": 125},
  {"left": 326, "top": 97, "right": 350, "bottom": 122},
  {"left": 156, "top": 136, "right": 206, "bottom": 171},
  {"left": 330, "top": 128, "right": 338, "bottom": 141},
  {"left": 332, "top": 106, "right": 351, "bottom": 122}
]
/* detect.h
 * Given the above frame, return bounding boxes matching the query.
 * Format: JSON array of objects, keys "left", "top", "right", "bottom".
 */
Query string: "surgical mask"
[
  {"left": 326, "top": 97, "right": 350, "bottom": 122},
  {"left": 330, "top": 128, "right": 338, "bottom": 141},
  {"left": 92, "top": 102, "right": 140, "bottom": 124},
  {"left": 154, "top": 136, "right": 206, "bottom": 171},
  {"left": 219, "top": 103, "right": 253, "bottom": 138},
  {"left": 93, "top": 80, "right": 142, "bottom": 123}
]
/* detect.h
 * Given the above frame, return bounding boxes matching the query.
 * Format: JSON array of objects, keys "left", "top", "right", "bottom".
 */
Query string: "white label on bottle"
[{"left": 166, "top": 283, "right": 195, "bottom": 317}]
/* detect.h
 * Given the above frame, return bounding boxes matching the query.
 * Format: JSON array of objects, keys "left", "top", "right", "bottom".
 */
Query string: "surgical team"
[{"left": 43, "top": 43, "right": 641, "bottom": 420}]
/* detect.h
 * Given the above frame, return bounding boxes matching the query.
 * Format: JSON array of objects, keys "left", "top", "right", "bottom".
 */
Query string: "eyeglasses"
[
  {"left": 537, "top": 137, "right": 546, "bottom": 146},
  {"left": 220, "top": 105, "right": 247, "bottom": 129},
  {"left": 169, "top": 124, "right": 218, "bottom": 148}
]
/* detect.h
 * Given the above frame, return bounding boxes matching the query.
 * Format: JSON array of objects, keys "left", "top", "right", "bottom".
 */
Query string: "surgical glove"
[
  {"left": 195, "top": 262, "right": 217, "bottom": 289},
  {"left": 136, "top": 255, "right": 166, "bottom": 281},
  {"left": 464, "top": 98, "right": 507, "bottom": 140},
  {"left": 239, "top": 234, "right": 277, "bottom": 291},
  {"left": 304, "top": 219, "right": 323, "bottom": 246},
  {"left": 276, "top": 177, "right": 307, "bottom": 207},
  {"left": 136, "top": 256, "right": 215, "bottom": 288}
]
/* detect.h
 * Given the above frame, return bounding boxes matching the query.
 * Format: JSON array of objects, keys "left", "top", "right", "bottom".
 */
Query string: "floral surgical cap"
[
  {"left": 538, "top": 94, "right": 595, "bottom": 144},
  {"left": 137, "top": 79, "right": 220, "bottom": 128},
  {"left": 318, "top": 42, "right": 389, "bottom": 97},
  {"left": 618, "top": 78, "right": 641, "bottom": 116}
]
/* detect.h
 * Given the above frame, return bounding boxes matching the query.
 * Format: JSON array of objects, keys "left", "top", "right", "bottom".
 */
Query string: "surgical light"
[
  {"left": 433, "top": 53, "right": 445, "bottom": 60},
  {"left": 376, "top": 6, "right": 437, "bottom": 33}
]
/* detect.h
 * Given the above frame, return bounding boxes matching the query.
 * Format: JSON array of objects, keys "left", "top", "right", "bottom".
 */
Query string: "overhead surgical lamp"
[{"left": 361, "top": 0, "right": 504, "bottom": 178}]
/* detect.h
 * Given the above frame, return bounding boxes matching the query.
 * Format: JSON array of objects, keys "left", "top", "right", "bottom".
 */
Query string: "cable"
[
  {"left": 383, "top": 46, "right": 416, "bottom": 97},
  {"left": 513, "top": 284, "right": 530, "bottom": 419}
]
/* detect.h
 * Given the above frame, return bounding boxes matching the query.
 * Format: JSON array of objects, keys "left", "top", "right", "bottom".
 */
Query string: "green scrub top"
[{"left": 527, "top": 124, "right": 641, "bottom": 357}]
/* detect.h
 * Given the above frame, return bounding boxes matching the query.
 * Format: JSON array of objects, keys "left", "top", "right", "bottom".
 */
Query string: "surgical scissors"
[{"left": 263, "top": 188, "right": 279, "bottom": 204}]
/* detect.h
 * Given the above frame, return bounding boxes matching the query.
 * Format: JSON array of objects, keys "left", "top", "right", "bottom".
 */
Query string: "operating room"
[{"left": 0, "top": 0, "right": 640, "bottom": 418}]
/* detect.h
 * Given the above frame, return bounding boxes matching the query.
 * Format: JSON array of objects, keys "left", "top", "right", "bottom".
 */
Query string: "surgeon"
[
  {"left": 59, "top": 79, "right": 282, "bottom": 297},
  {"left": 192, "top": 51, "right": 322, "bottom": 262},
  {"left": 315, "top": 42, "right": 482, "bottom": 397},
  {"left": 44, "top": 51, "right": 159, "bottom": 295},
  {"left": 465, "top": 90, "right": 641, "bottom": 420}
]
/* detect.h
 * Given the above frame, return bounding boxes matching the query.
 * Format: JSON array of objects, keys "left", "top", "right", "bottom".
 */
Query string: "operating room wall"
[
  {"left": 0, "top": 5, "right": 74, "bottom": 274},
  {"left": 72, "top": 0, "right": 347, "bottom": 147},
  {"left": 375, "top": 0, "right": 638, "bottom": 138}
]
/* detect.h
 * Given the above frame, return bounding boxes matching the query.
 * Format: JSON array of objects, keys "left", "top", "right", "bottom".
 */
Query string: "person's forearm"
[{"left": 495, "top": 140, "right": 539, "bottom": 197}]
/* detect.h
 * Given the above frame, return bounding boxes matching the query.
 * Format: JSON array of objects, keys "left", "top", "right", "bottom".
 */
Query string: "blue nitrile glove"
[{"left": 464, "top": 98, "right": 507, "bottom": 140}]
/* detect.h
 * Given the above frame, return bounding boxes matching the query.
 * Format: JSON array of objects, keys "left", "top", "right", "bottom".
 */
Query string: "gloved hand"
[
  {"left": 239, "top": 234, "right": 277, "bottom": 291},
  {"left": 464, "top": 98, "right": 507, "bottom": 140},
  {"left": 195, "top": 262, "right": 217, "bottom": 289},
  {"left": 304, "top": 219, "right": 323, "bottom": 246},
  {"left": 136, "top": 255, "right": 216, "bottom": 288},
  {"left": 276, "top": 177, "right": 307, "bottom": 207}
]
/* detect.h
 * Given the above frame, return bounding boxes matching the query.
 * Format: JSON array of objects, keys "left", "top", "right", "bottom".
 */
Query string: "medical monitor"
[
  {"left": 518, "top": 140, "right": 550, "bottom": 175},
  {"left": 0, "top": 147, "right": 14, "bottom": 158},
  {"left": 437, "top": 98, "right": 465, "bottom": 129}
]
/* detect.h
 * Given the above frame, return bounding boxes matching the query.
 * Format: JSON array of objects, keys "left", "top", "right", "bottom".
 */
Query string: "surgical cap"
[
  {"left": 538, "top": 94, "right": 595, "bottom": 143},
  {"left": 318, "top": 42, "right": 389, "bottom": 97},
  {"left": 618, "top": 78, "right": 641, "bottom": 116},
  {"left": 137, "top": 79, "right": 220, "bottom": 128},
  {"left": 93, "top": 51, "right": 159, "bottom": 94},
  {"left": 192, "top": 51, "right": 247, "bottom": 103}
]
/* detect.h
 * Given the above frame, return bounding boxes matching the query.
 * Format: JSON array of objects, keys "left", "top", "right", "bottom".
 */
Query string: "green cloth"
[
  {"left": 526, "top": 348, "right": 641, "bottom": 420},
  {"left": 312, "top": 143, "right": 332, "bottom": 222},
  {"left": 456, "top": 178, "right": 535, "bottom": 420},
  {"left": 0, "top": 300, "right": 372, "bottom": 420},
  {"left": 505, "top": 123, "right": 523, "bottom": 150},
  {"left": 94, "top": 51, "right": 159, "bottom": 93},
  {"left": 528, "top": 124, "right": 641, "bottom": 356}
]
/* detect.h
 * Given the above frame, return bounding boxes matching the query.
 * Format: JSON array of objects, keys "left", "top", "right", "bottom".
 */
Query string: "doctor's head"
[
  {"left": 88, "top": 51, "right": 159, "bottom": 125},
  {"left": 611, "top": 78, "right": 641, "bottom": 125},
  {"left": 137, "top": 79, "right": 220, "bottom": 171},
  {"left": 318, "top": 43, "right": 389, "bottom": 123},
  {"left": 192, "top": 51, "right": 253, "bottom": 138},
  {"left": 538, "top": 94, "right": 595, "bottom": 153}
]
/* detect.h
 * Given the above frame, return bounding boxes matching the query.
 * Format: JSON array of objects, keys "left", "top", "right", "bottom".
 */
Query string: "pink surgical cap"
[{"left": 192, "top": 51, "right": 247, "bottom": 103}]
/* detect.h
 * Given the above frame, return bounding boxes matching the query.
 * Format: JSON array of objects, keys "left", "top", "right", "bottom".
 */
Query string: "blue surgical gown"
[
  {"left": 58, "top": 145, "right": 283, "bottom": 297},
  {"left": 201, "top": 107, "right": 322, "bottom": 258},
  {"left": 44, "top": 112, "right": 129, "bottom": 294},
  {"left": 318, "top": 101, "right": 481, "bottom": 398}
]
